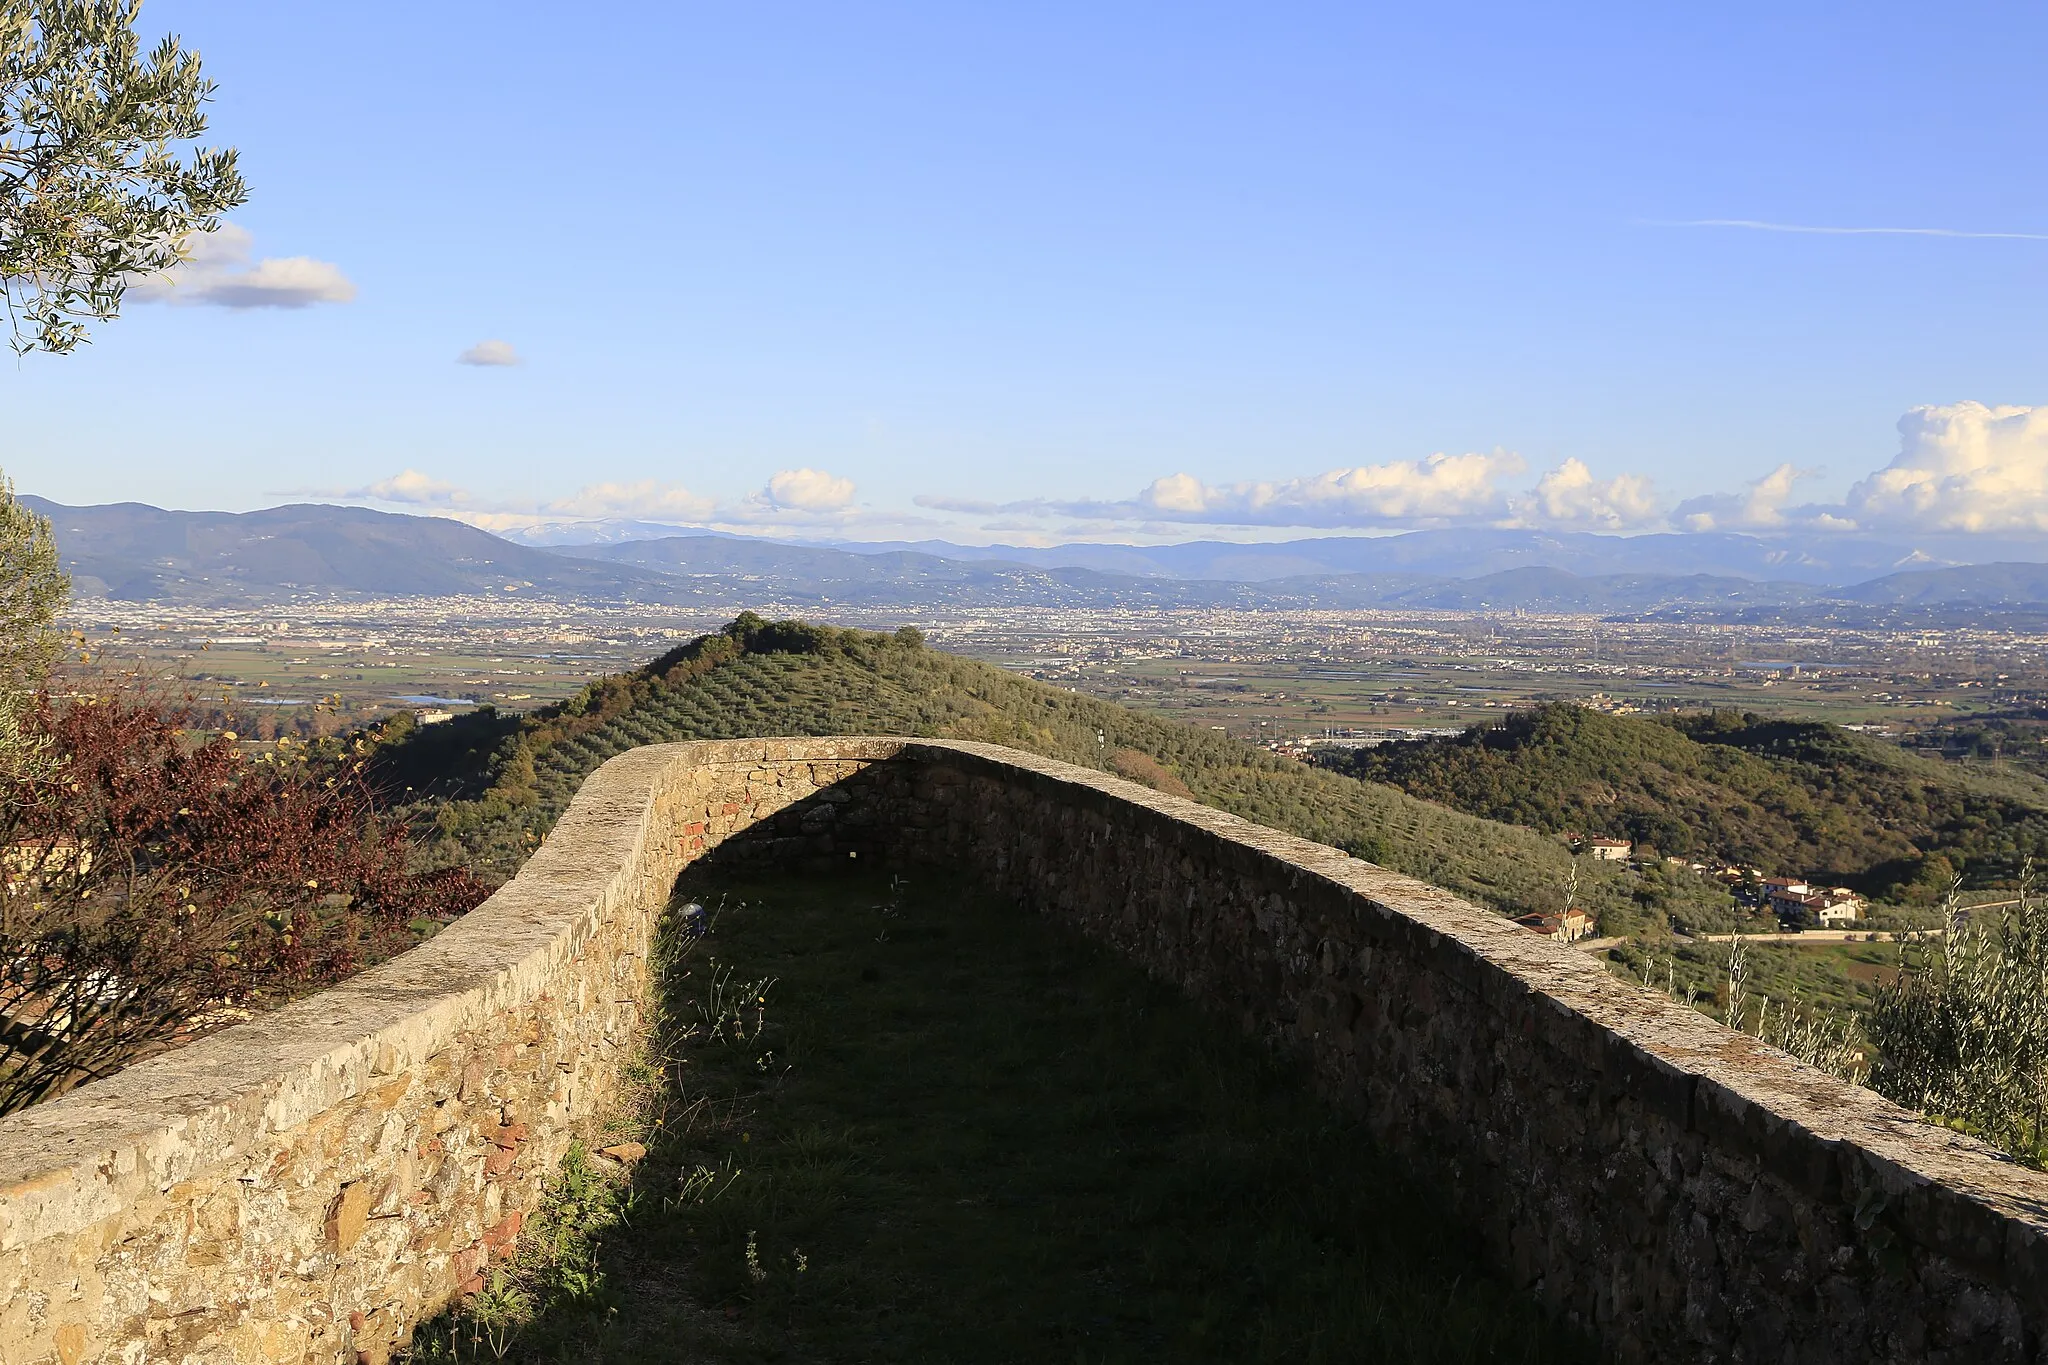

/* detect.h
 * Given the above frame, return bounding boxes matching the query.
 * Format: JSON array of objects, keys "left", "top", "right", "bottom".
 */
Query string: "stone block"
[{"left": 327, "top": 1182, "right": 375, "bottom": 1253}]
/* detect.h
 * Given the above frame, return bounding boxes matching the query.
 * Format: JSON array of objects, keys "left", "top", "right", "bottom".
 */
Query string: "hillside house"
[
  {"left": 1584, "top": 837, "right": 1631, "bottom": 862},
  {"left": 1515, "top": 904, "right": 1596, "bottom": 942},
  {"left": 1768, "top": 884, "right": 1863, "bottom": 928},
  {"left": 1814, "top": 897, "right": 1863, "bottom": 927}
]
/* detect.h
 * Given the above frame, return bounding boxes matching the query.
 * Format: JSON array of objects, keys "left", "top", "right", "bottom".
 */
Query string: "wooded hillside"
[{"left": 1320, "top": 703, "right": 2048, "bottom": 898}]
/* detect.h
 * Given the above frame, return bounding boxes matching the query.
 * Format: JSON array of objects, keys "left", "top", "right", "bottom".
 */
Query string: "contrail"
[{"left": 1640, "top": 218, "right": 2048, "bottom": 241}]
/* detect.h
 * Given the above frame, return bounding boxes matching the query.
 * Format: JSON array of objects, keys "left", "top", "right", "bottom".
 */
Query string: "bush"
[
  {"left": 1867, "top": 871, "right": 2048, "bottom": 1163},
  {"left": 0, "top": 689, "right": 487, "bottom": 1111}
]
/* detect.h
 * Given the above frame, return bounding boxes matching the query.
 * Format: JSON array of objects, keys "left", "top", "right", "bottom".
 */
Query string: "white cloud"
[
  {"left": 1506, "top": 459, "right": 1662, "bottom": 532},
  {"left": 1674, "top": 463, "right": 1814, "bottom": 532},
  {"left": 131, "top": 223, "right": 356, "bottom": 309},
  {"left": 923, "top": 451, "right": 1528, "bottom": 530},
  {"left": 335, "top": 465, "right": 878, "bottom": 535},
  {"left": 459, "top": 339, "right": 522, "bottom": 366},
  {"left": 923, "top": 450, "right": 1671, "bottom": 532},
  {"left": 1128, "top": 452, "right": 1522, "bottom": 527},
  {"left": 1841, "top": 403, "right": 2048, "bottom": 533},
  {"left": 716, "top": 468, "right": 864, "bottom": 524},
  {"left": 1643, "top": 218, "right": 2048, "bottom": 241},
  {"left": 351, "top": 469, "right": 471, "bottom": 507},
  {"left": 545, "top": 480, "right": 714, "bottom": 521},
  {"left": 757, "top": 467, "right": 858, "bottom": 513},
  {"left": 325, "top": 405, "right": 2048, "bottom": 547}
]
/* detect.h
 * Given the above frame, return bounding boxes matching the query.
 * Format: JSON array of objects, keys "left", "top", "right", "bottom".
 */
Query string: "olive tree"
[
  {"left": 0, "top": 472, "right": 64, "bottom": 786},
  {"left": 1, "top": 0, "right": 246, "bottom": 355},
  {"left": 1868, "top": 868, "right": 2048, "bottom": 1163}
]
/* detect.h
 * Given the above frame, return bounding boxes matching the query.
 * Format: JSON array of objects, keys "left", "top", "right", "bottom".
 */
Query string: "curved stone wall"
[{"left": 3, "top": 738, "right": 2045, "bottom": 1363}]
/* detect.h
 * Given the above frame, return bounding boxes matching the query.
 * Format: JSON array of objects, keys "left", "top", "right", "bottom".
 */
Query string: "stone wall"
[
  {"left": 0, "top": 740, "right": 899, "bottom": 1365},
  {"left": 4, "top": 738, "right": 2047, "bottom": 1363},
  {"left": 856, "top": 746, "right": 2048, "bottom": 1364}
]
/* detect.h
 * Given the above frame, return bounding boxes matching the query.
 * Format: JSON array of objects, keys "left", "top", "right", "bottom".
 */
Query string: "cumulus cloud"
[
  {"left": 1842, "top": 402, "right": 2048, "bottom": 533},
  {"left": 923, "top": 450, "right": 1675, "bottom": 532},
  {"left": 1673, "top": 463, "right": 1815, "bottom": 532},
  {"left": 1131, "top": 452, "right": 1522, "bottom": 527},
  {"left": 459, "top": 339, "right": 521, "bottom": 366},
  {"left": 757, "top": 467, "right": 858, "bottom": 512},
  {"left": 922, "top": 451, "right": 1528, "bottom": 530},
  {"left": 1502, "top": 459, "right": 1663, "bottom": 532},
  {"left": 336, "top": 465, "right": 873, "bottom": 534},
  {"left": 714, "top": 467, "right": 864, "bottom": 524},
  {"left": 350, "top": 469, "right": 471, "bottom": 507},
  {"left": 328, "top": 405, "right": 2048, "bottom": 546},
  {"left": 130, "top": 223, "right": 356, "bottom": 309},
  {"left": 917, "top": 404, "right": 2048, "bottom": 541}
]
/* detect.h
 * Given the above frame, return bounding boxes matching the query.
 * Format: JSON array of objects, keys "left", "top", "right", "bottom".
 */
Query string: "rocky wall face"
[{"left": 5, "top": 737, "right": 2048, "bottom": 1364}]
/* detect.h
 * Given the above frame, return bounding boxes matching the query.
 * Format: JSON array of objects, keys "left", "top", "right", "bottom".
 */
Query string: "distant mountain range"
[
  {"left": 25, "top": 497, "right": 2048, "bottom": 618},
  {"left": 503, "top": 518, "right": 2047, "bottom": 587},
  {"left": 793, "top": 528, "right": 1972, "bottom": 586}
]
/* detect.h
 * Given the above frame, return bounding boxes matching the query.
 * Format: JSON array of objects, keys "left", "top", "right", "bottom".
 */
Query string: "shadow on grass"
[{"left": 410, "top": 858, "right": 1594, "bottom": 1364}]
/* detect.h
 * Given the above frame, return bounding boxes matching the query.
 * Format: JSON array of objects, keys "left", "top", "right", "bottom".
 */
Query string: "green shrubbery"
[{"left": 1867, "top": 873, "right": 2048, "bottom": 1165}]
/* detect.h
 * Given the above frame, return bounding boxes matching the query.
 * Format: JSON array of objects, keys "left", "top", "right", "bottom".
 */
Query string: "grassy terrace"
[{"left": 414, "top": 866, "right": 1590, "bottom": 1364}]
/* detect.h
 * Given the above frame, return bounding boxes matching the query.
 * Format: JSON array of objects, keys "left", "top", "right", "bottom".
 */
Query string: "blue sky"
[{"left": 6, "top": 1, "right": 2046, "bottom": 543}]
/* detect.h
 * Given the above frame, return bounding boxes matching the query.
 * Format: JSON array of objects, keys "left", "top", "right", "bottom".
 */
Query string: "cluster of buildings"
[
  {"left": 1538, "top": 835, "right": 1868, "bottom": 938},
  {"left": 1755, "top": 877, "right": 1865, "bottom": 928}
]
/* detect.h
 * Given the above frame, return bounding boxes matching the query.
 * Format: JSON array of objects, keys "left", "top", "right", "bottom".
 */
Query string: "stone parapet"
[
  {"left": 0, "top": 740, "right": 897, "bottom": 1365},
  {"left": 0, "top": 737, "right": 2042, "bottom": 1363}
]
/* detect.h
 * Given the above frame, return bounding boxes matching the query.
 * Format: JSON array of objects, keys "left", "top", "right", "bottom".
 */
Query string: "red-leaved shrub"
[{"left": 0, "top": 690, "right": 488, "bottom": 1111}]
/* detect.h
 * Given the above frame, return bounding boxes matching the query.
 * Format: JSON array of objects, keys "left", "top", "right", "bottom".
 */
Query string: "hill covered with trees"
[
  {"left": 1319, "top": 703, "right": 2048, "bottom": 899},
  {"left": 370, "top": 615, "right": 1634, "bottom": 926}
]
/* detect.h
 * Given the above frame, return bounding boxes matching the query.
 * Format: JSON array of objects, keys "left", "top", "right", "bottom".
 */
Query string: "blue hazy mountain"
[
  {"left": 797, "top": 528, "right": 2044, "bottom": 586},
  {"left": 21, "top": 498, "right": 700, "bottom": 604},
  {"left": 1837, "top": 562, "right": 2048, "bottom": 607},
  {"left": 24, "top": 497, "right": 2048, "bottom": 615}
]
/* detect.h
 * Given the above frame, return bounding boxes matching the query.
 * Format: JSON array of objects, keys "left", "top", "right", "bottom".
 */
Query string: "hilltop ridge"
[{"left": 372, "top": 614, "right": 1620, "bottom": 925}]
